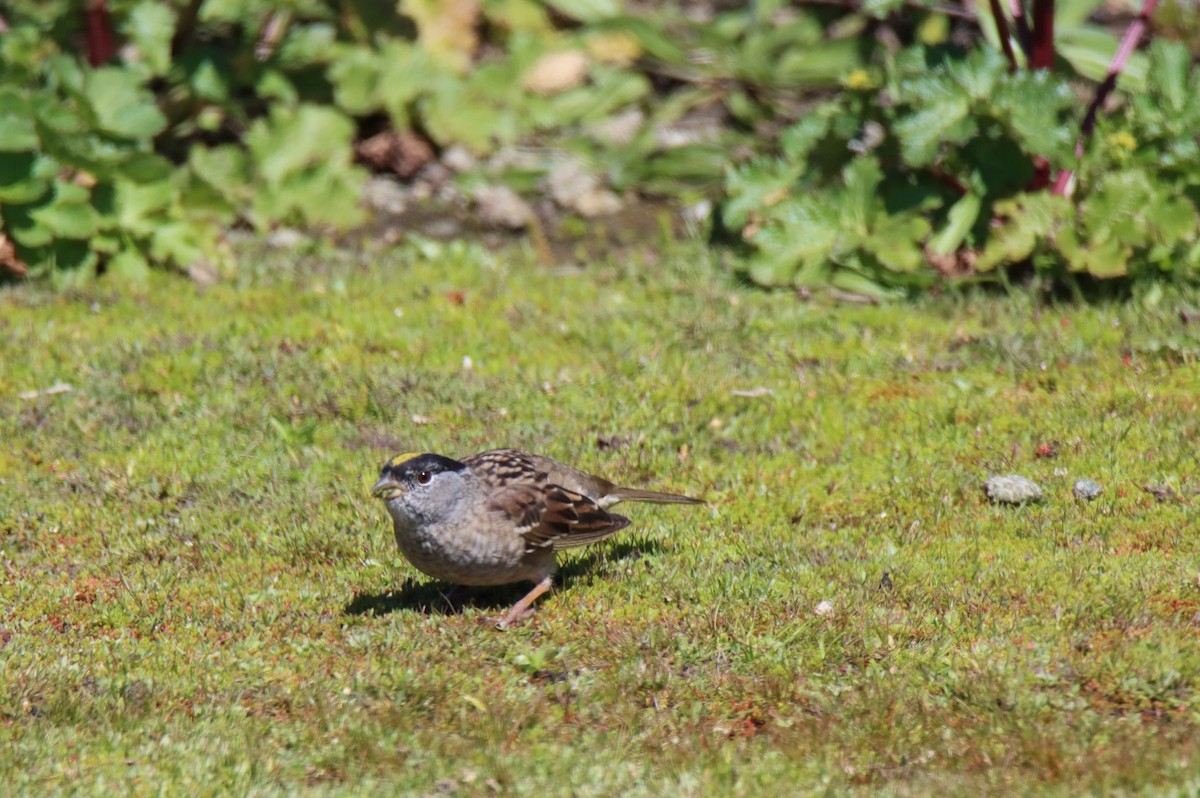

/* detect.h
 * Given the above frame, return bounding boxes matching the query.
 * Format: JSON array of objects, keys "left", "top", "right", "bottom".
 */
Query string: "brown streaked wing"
[
  {"left": 463, "top": 449, "right": 628, "bottom": 551},
  {"left": 520, "top": 452, "right": 618, "bottom": 501},
  {"left": 462, "top": 449, "right": 548, "bottom": 535},
  {"left": 529, "top": 485, "right": 629, "bottom": 551}
]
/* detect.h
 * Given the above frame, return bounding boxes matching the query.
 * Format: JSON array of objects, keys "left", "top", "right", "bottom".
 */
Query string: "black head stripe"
[{"left": 382, "top": 453, "right": 466, "bottom": 479}]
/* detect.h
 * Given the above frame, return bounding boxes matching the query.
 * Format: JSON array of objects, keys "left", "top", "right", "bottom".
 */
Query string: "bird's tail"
[{"left": 607, "top": 487, "right": 705, "bottom": 505}]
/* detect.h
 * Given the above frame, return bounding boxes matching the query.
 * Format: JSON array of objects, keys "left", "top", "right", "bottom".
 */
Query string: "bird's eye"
[{"left": 416, "top": 471, "right": 432, "bottom": 485}]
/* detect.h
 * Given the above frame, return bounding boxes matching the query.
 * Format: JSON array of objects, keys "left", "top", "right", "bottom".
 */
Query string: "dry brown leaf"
[
  {"left": 356, "top": 130, "right": 435, "bottom": 178},
  {"left": 0, "top": 235, "right": 27, "bottom": 277}
]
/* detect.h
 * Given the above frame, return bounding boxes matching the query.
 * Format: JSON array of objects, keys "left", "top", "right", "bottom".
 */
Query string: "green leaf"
[
  {"left": 977, "top": 193, "right": 1071, "bottom": 271},
  {"left": 151, "top": 220, "right": 212, "bottom": 266},
  {"left": 643, "top": 144, "right": 729, "bottom": 186},
  {"left": 0, "top": 90, "right": 39, "bottom": 151},
  {"left": 750, "top": 196, "right": 841, "bottom": 284},
  {"left": 41, "top": 241, "right": 100, "bottom": 282},
  {"left": 1059, "top": 230, "right": 1130, "bottom": 278},
  {"left": 482, "top": 0, "right": 553, "bottom": 34},
  {"left": 971, "top": 0, "right": 1003, "bottom": 53},
  {"left": 928, "top": 192, "right": 982, "bottom": 255},
  {"left": 3, "top": 203, "right": 54, "bottom": 247},
  {"left": 1082, "top": 170, "right": 1153, "bottom": 245},
  {"left": 1147, "top": 41, "right": 1190, "bottom": 115},
  {"left": 945, "top": 48, "right": 1004, "bottom": 101},
  {"left": 1082, "top": 171, "right": 1199, "bottom": 259},
  {"left": 722, "top": 157, "right": 803, "bottom": 230},
  {"left": 47, "top": 54, "right": 87, "bottom": 97},
  {"left": 277, "top": 23, "right": 338, "bottom": 68},
  {"left": 862, "top": 0, "right": 906, "bottom": 16},
  {"left": 256, "top": 70, "right": 298, "bottom": 106},
  {"left": 993, "top": 71, "right": 1076, "bottom": 165},
  {"left": 591, "top": 16, "right": 688, "bottom": 65},
  {"left": 543, "top": 0, "right": 621, "bottom": 22},
  {"left": 0, "top": 151, "right": 53, "bottom": 203},
  {"left": 840, "top": 157, "right": 884, "bottom": 233},
  {"left": 1055, "top": 0, "right": 1105, "bottom": 29},
  {"left": 377, "top": 42, "right": 443, "bottom": 123},
  {"left": 246, "top": 104, "right": 357, "bottom": 184},
  {"left": 197, "top": 0, "right": 263, "bottom": 23},
  {"left": 121, "top": 152, "right": 175, "bottom": 183},
  {"left": 251, "top": 162, "right": 365, "bottom": 229},
  {"left": 35, "top": 104, "right": 86, "bottom": 136},
  {"left": 28, "top": 182, "right": 105, "bottom": 239},
  {"left": 895, "top": 82, "right": 972, "bottom": 166},
  {"left": 830, "top": 268, "right": 906, "bottom": 299},
  {"left": 421, "top": 82, "right": 512, "bottom": 152},
  {"left": 1152, "top": 196, "right": 1199, "bottom": 244},
  {"left": 114, "top": 179, "right": 176, "bottom": 231},
  {"left": 543, "top": 69, "right": 650, "bottom": 126},
  {"left": 124, "top": 2, "right": 176, "bottom": 76},
  {"left": 106, "top": 247, "right": 152, "bottom": 282},
  {"left": 39, "top": 131, "right": 131, "bottom": 176},
  {"left": 780, "top": 111, "right": 835, "bottom": 163},
  {"left": 1056, "top": 27, "right": 1148, "bottom": 91},
  {"left": 189, "top": 144, "right": 252, "bottom": 202},
  {"left": 774, "top": 39, "right": 862, "bottom": 87},
  {"left": 864, "top": 214, "right": 931, "bottom": 272},
  {"left": 328, "top": 45, "right": 385, "bottom": 114},
  {"left": 85, "top": 68, "right": 168, "bottom": 139},
  {"left": 183, "top": 51, "right": 233, "bottom": 102}
]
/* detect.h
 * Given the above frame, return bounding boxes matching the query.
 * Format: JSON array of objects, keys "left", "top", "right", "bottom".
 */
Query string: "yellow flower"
[
  {"left": 844, "top": 69, "right": 874, "bottom": 91},
  {"left": 1107, "top": 131, "right": 1137, "bottom": 152}
]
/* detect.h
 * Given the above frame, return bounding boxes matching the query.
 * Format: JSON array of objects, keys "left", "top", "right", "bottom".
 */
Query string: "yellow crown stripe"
[{"left": 388, "top": 452, "right": 423, "bottom": 468}]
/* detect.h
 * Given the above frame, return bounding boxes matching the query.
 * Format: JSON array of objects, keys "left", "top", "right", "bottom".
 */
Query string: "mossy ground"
[{"left": 3, "top": 239, "right": 1200, "bottom": 795}]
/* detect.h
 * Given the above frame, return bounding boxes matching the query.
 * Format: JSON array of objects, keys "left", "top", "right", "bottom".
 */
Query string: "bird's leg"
[
  {"left": 439, "top": 584, "right": 468, "bottom": 613},
  {"left": 497, "top": 575, "right": 553, "bottom": 629}
]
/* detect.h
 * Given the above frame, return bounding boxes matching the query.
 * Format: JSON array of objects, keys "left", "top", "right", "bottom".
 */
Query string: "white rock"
[{"left": 984, "top": 475, "right": 1043, "bottom": 505}]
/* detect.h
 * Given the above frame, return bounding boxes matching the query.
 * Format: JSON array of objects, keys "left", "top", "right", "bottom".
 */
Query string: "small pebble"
[
  {"left": 473, "top": 185, "right": 532, "bottom": 230},
  {"left": 815, "top": 600, "right": 834, "bottom": 617},
  {"left": 984, "top": 475, "right": 1043, "bottom": 505},
  {"left": 1073, "top": 479, "right": 1103, "bottom": 501}
]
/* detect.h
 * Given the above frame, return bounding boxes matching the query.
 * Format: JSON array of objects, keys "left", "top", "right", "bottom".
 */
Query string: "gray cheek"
[
  {"left": 442, "top": 476, "right": 468, "bottom": 504},
  {"left": 386, "top": 476, "right": 464, "bottom": 528}
]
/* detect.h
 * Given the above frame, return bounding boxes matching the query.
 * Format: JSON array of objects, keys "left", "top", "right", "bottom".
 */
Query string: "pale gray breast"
[{"left": 387, "top": 492, "right": 553, "bottom": 586}]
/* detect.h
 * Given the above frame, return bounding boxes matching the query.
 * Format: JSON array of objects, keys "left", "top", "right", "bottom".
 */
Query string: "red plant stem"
[
  {"left": 1051, "top": 0, "right": 1160, "bottom": 196},
  {"left": 1008, "top": 0, "right": 1032, "bottom": 55},
  {"left": 987, "top": 0, "right": 1019, "bottom": 71},
  {"left": 84, "top": 0, "right": 116, "bottom": 66},
  {"left": 1028, "top": 0, "right": 1055, "bottom": 69},
  {"left": 1022, "top": 0, "right": 1055, "bottom": 188}
]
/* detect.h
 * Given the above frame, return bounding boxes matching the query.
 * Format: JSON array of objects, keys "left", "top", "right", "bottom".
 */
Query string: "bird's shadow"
[{"left": 343, "top": 538, "right": 663, "bottom": 619}]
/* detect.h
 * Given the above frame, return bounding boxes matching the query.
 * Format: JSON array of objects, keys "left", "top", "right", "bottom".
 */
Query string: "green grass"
[{"left": 3, "top": 239, "right": 1200, "bottom": 795}]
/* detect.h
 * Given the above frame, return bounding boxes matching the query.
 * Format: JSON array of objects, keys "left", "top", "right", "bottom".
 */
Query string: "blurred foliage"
[
  {"left": 0, "top": 0, "right": 1197, "bottom": 291},
  {"left": 722, "top": 2, "right": 1200, "bottom": 294},
  {"left": 978, "top": 42, "right": 1200, "bottom": 279}
]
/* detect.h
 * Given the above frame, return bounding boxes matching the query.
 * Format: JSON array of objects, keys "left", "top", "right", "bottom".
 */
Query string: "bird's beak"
[{"left": 371, "top": 475, "right": 405, "bottom": 500}]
